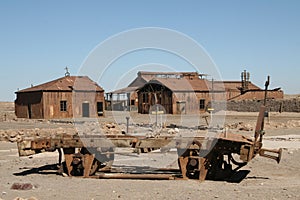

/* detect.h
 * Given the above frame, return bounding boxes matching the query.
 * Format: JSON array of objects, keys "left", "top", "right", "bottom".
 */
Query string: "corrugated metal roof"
[
  {"left": 16, "top": 76, "right": 104, "bottom": 93},
  {"left": 109, "top": 86, "right": 138, "bottom": 94},
  {"left": 123, "top": 71, "right": 207, "bottom": 93},
  {"left": 146, "top": 78, "right": 225, "bottom": 92},
  {"left": 147, "top": 78, "right": 196, "bottom": 91}
]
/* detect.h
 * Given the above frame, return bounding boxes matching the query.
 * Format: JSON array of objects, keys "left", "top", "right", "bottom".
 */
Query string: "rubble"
[
  {"left": 225, "top": 122, "right": 253, "bottom": 131},
  {"left": 225, "top": 120, "right": 300, "bottom": 131},
  {"left": 11, "top": 183, "right": 35, "bottom": 190}
]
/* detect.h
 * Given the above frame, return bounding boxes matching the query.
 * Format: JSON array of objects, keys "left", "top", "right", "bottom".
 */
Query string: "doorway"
[
  {"left": 27, "top": 104, "right": 32, "bottom": 119},
  {"left": 176, "top": 101, "right": 186, "bottom": 114},
  {"left": 82, "top": 103, "right": 90, "bottom": 117},
  {"left": 97, "top": 102, "right": 103, "bottom": 116}
]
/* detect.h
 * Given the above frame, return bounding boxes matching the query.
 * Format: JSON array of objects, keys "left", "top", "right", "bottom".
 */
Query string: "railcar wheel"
[
  {"left": 177, "top": 140, "right": 205, "bottom": 180},
  {"left": 81, "top": 147, "right": 115, "bottom": 175}
]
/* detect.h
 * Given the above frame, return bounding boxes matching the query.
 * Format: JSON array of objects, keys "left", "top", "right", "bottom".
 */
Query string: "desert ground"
[{"left": 0, "top": 102, "right": 300, "bottom": 200}]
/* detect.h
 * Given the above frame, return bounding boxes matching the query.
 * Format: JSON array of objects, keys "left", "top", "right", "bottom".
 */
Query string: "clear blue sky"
[{"left": 0, "top": 0, "right": 299, "bottom": 101}]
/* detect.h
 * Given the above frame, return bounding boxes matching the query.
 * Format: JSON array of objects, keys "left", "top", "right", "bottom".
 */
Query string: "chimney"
[{"left": 241, "top": 70, "right": 250, "bottom": 94}]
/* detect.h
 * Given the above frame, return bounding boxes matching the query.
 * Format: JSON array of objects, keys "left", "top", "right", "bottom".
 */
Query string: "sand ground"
[{"left": 0, "top": 103, "right": 299, "bottom": 200}]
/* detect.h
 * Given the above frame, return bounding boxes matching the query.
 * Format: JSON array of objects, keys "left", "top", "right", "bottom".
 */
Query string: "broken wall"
[{"left": 212, "top": 98, "right": 300, "bottom": 112}]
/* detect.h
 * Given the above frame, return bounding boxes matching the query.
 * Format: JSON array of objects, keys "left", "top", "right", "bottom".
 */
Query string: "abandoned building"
[
  {"left": 106, "top": 71, "right": 225, "bottom": 114},
  {"left": 105, "top": 71, "right": 208, "bottom": 111},
  {"left": 106, "top": 70, "right": 284, "bottom": 114},
  {"left": 214, "top": 70, "right": 284, "bottom": 100},
  {"left": 137, "top": 77, "right": 226, "bottom": 114},
  {"left": 15, "top": 75, "right": 105, "bottom": 119}
]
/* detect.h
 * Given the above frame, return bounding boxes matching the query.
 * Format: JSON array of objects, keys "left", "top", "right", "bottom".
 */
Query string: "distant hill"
[
  {"left": 0, "top": 102, "right": 15, "bottom": 120},
  {"left": 0, "top": 102, "right": 14, "bottom": 111}
]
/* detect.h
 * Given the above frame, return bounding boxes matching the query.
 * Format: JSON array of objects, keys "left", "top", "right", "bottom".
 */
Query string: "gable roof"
[
  {"left": 127, "top": 76, "right": 149, "bottom": 87},
  {"left": 16, "top": 76, "right": 104, "bottom": 93}
]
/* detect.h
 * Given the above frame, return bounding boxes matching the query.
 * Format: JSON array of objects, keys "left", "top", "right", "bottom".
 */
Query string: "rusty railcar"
[{"left": 16, "top": 105, "right": 281, "bottom": 181}]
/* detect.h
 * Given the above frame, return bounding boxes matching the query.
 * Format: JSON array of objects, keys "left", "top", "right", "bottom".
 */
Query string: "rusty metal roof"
[
  {"left": 138, "top": 71, "right": 200, "bottom": 76},
  {"left": 128, "top": 76, "right": 149, "bottom": 87},
  {"left": 16, "top": 76, "right": 104, "bottom": 93},
  {"left": 118, "top": 71, "right": 207, "bottom": 94},
  {"left": 108, "top": 86, "right": 139, "bottom": 94},
  {"left": 214, "top": 81, "right": 261, "bottom": 91},
  {"left": 110, "top": 71, "right": 263, "bottom": 95},
  {"left": 146, "top": 78, "right": 225, "bottom": 92}
]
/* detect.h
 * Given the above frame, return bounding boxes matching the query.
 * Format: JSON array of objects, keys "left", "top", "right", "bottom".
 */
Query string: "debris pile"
[
  {"left": 102, "top": 123, "right": 124, "bottom": 134},
  {"left": 225, "top": 122, "right": 254, "bottom": 131},
  {"left": 0, "top": 128, "right": 76, "bottom": 142}
]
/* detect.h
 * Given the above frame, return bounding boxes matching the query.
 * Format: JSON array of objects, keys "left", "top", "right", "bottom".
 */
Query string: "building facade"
[
  {"left": 106, "top": 71, "right": 207, "bottom": 111},
  {"left": 107, "top": 70, "right": 284, "bottom": 114},
  {"left": 137, "top": 77, "right": 226, "bottom": 114},
  {"left": 15, "top": 76, "right": 105, "bottom": 119}
]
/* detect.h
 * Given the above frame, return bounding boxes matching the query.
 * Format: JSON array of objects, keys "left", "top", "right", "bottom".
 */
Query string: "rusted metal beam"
[
  {"left": 259, "top": 148, "right": 282, "bottom": 164},
  {"left": 199, "top": 157, "right": 208, "bottom": 182},
  {"left": 254, "top": 105, "right": 266, "bottom": 143},
  {"left": 83, "top": 154, "right": 95, "bottom": 177},
  {"left": 63, "top": 148, "right": 75, "bottom": 176},
  {"left": 97, "top": 173, "right": 174, "bottom": 180},
  {"left": 178, "top": 157, "right": 189, "bottom": 180}
]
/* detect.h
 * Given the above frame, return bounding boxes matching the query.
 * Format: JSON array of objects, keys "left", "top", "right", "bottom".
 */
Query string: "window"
[
  {"left": 131, "top": 99, "right": 135, "bottom": 105},
  {"left": 60, "top": 100, "right": 67, "bottom": 111},
  {"left": 199, "top": 99, "right": 205, "bottom": 110}
]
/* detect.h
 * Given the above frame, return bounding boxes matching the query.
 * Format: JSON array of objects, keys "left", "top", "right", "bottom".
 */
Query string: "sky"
[{"left": 0, "top": 0, "right": 299, "bottom": 101}]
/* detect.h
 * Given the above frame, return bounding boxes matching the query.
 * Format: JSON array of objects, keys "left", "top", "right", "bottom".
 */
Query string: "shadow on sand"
[
  {"left": 13, "top": 164, "right": 59, "bottom": 176},
  {"left": 14, "top": 164, "right": 254, "bottom": 183}
]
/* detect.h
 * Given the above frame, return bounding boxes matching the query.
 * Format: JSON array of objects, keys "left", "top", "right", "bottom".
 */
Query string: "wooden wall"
[
  {"left": 137, "top": 83, "right": 283, "bottom": 115},
  {"left": 172, "top": 92, "right": 200, "bottom": 114},
  {"left": 42, "top": 91, "right": 73, "bottom": 119},
  {"left": 138, "top": 86, "right": 173, "bottom": 114},
  {"left": 15, "top": 90, "right": 105, "bottom": 119},
  {"left": 43, "top": 91, "right": 105, "bottom": 119},
  {"left": 72, "top": 91, "right": 105, "bottom": 118},
  {"left": 15, "top": 91, "right": 43, "bottom": 118},
  {"left": 138, "top": 88, "right": 227, "bottom": 115},
  {"left": 172, "top": 92, "right": 226, "bottom": 114}
]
